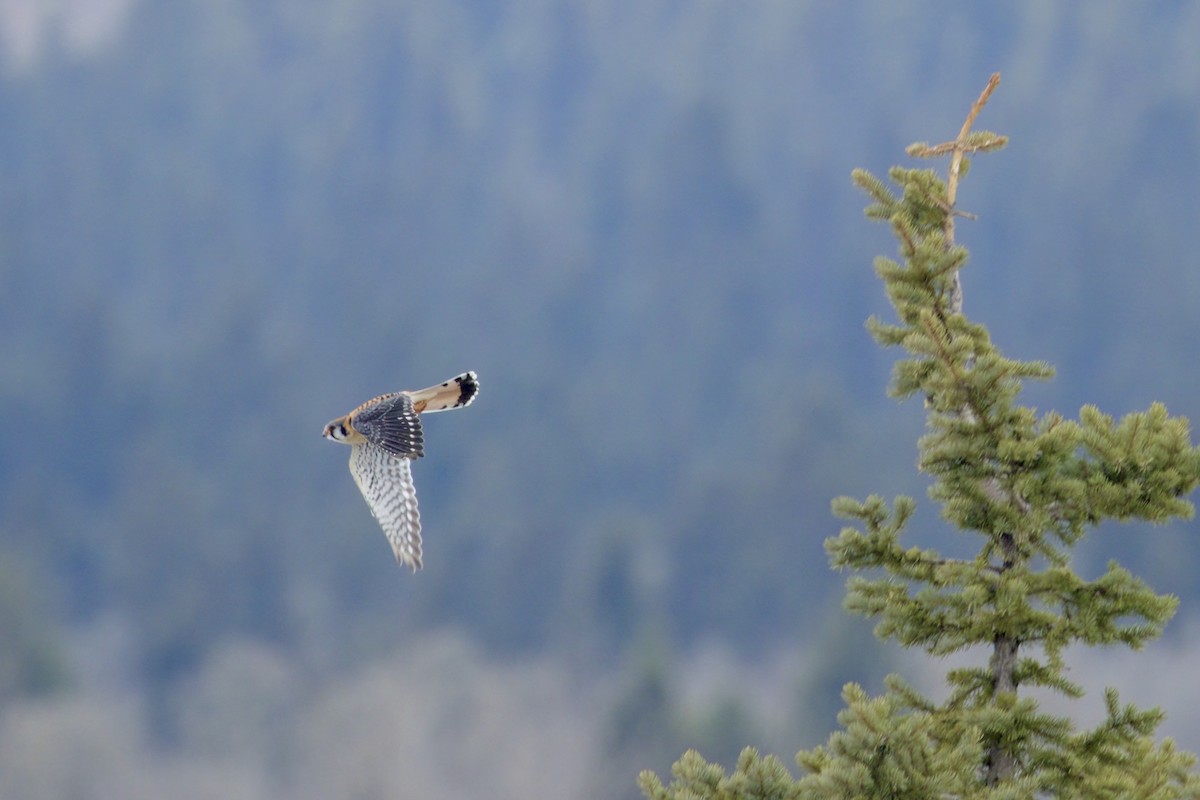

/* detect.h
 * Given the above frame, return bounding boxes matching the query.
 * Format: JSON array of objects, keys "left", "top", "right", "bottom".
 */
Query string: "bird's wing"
[
  {"left": 349, "top": 443, "right": 423, "bottom": 571},
  {"left": 350, "top": 393, "right": 425, "bottom": 459}
]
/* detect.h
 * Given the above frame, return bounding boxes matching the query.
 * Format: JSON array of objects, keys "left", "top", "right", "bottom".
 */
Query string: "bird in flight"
[{"left": 323, "top": 372, "right": 479, "bottom": 571}]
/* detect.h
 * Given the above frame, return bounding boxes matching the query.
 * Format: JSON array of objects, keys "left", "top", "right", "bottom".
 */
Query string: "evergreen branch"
[
  {"left": 942, "top": 72, "right": 999, "bottom": 314},
  {"left": 906, "top": 131, "right": 1009, "bottom": 159}
]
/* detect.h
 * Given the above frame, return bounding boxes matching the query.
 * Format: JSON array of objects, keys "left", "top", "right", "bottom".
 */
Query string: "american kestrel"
[{"left": 323, "top": 372, "right": 479, "bottom": 571}]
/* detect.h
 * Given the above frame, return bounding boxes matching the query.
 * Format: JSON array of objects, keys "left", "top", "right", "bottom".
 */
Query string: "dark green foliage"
[
  {"left": 644, "top": 94, "right": 1200, "bottom": 798},
  {"left": 796, "top": 682, "right": 982, "bottom": 799},
  {"left": 640, "top": 748, "right": 804, "bottom": 800}
]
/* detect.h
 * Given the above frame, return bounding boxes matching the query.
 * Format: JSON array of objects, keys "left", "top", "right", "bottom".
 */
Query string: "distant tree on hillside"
[
  {"left": 0, "top": 559, "right": 67, "bottom": 705},
  {"left": 640, "top": 74, "right": 1200, "bottom": 799}
]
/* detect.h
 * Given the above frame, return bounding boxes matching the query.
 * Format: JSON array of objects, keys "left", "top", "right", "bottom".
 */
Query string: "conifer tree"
[{"left": 640, "top": 73, "right": 1200, "bottom": 800}]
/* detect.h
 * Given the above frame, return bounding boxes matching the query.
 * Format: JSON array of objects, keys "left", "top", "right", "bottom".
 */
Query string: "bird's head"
[{"left": 323, "top": 417, "right": 353, "bottom": 443}]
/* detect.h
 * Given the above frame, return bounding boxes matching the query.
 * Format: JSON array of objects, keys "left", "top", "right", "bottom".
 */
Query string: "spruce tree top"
[{"left": 642, "top": 73, "right": 1200, "bottom": 800}]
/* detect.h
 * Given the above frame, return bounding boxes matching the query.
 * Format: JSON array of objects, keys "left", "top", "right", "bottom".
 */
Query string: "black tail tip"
[{"left": 454, "top": 371, "right": 480, "bottom": 407}]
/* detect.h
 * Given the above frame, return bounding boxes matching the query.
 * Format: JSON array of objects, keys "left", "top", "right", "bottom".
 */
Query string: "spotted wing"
[
  {"left": 348, "top": 443, "right": 423, "bottom": 571},
  {"left": 351, "top": 392, "right": 425, "bottom": 459}
]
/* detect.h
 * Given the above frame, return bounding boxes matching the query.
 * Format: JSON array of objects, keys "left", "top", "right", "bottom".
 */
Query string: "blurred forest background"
[{"left": 2, "top": 2, "right": 1200, "bottom": 798}]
